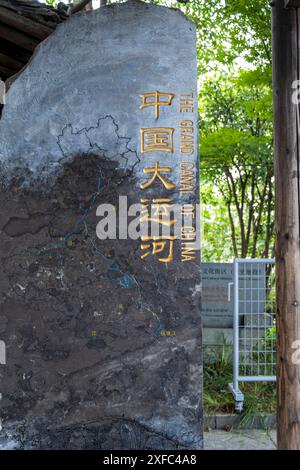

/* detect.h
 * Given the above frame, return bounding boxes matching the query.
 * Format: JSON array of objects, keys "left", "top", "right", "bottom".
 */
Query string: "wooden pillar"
[{"left": 272, "top": 0, "right": 300, "bottom": 450}]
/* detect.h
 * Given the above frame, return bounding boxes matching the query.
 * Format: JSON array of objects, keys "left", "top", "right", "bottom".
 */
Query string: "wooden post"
[{"left": 272, "top": 0, "right": 300, "bottom": 450}]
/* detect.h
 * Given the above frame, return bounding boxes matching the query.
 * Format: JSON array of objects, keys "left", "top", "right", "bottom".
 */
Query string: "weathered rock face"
[{"left": 0, "top": 1, "right": 202, "bottom": 449}]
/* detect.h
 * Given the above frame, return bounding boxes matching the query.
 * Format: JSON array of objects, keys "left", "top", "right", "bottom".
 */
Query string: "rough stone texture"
[{"left": 0, "top": 1, "right": 202, "bottom": 449}]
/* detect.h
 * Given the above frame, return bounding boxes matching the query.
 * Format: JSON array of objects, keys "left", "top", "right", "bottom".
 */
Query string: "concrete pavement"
[{"left": 204, "top": 430, "right": 277, "bottom": 450}]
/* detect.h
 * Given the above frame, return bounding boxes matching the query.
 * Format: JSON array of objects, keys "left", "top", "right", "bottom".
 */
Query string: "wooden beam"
[
  {"left": 272, "top": 0, "right": 300, "bottom": 450},
  {"left": 0, "top": 64, "right": 11, "bottom": 80},
  {"left": 0, "top": 6, "right": 54, "bottom": 40},
  {"left": 70, "top": 0, "right": 93, "bottom": 15},
  {"left": 0, "top": 38, "right": 31, "bottom": 64},
  {"left": 0, "top": 23, "right": 39, "bottom": 52},
  {"left": 285, "top": 0, "right": 300, "bottom": 7}
]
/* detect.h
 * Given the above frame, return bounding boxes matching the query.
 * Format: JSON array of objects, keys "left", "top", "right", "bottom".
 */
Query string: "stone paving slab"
[
  {"left": 204, "top": 430, "right": 277, "bottom": 450},
  {"left": 204, "top": 413, "right": 276, "bottom": 430}
]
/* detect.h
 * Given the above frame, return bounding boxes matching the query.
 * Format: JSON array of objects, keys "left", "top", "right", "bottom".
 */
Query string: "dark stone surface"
[{"left": 0, "top": 153, "right": 202, "bottom": 449}]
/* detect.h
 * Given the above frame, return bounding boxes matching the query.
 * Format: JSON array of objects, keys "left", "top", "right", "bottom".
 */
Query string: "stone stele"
[{"left": 0, "top": 0, "right": 202, "bottom": 450}]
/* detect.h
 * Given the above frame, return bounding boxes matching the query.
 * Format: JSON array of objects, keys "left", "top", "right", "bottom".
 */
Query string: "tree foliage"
[{"left": 157, "top": 0, "right": 274, "bottom": 261}]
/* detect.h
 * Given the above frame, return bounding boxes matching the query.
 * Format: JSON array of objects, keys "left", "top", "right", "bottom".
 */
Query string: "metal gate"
[{"left": 229, "top": 258, "right": 276, "bottom": 411}]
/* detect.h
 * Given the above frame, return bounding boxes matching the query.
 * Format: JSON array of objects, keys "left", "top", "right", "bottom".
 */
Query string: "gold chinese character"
[
  {"left": 140, "top": 128, "right": 174, "bottom": 153},
  {"left": 139, "top": 91, "right": 175, "bottom": 119},
  {"left": 140, "top": 162, "right": 176, "bottom": 190},
  {"left": 160, "top": 330, "right": 176, "bottom": 337},
  {"left": 141, "top": 198, "right": 176, "bottom": 227},
  {"left": 141, "top": 235, "right": 176, "bottom": 263}
]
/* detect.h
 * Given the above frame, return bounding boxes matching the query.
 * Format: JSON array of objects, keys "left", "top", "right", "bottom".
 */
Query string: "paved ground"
[{"left": 204, "top": 430, "right": 277, "bottom": 450}]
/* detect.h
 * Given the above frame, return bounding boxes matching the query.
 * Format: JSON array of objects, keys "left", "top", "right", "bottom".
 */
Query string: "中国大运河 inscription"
[{"left": 137, "top": 90, "right": 199, "bottom": 264}]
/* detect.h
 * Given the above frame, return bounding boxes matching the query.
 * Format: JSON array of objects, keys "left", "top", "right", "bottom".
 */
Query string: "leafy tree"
[
  {"left": 201, "top": 184, "right": 236, "bottom": 261},
  {"left": 156, "top": 0, "right": 271, "bottom": 72},
  {"left": 200, "top": 69, "right": 274, "bottom": 259}
]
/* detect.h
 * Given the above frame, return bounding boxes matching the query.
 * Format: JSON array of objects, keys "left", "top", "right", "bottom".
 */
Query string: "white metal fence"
[{"left": 229, "top": 258, "right": 276, "bottom": 411}]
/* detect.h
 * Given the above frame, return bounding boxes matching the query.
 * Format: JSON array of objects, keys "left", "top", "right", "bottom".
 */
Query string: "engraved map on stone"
[{"left": 0, "top": 1, "right": 202, "bottom": 450}]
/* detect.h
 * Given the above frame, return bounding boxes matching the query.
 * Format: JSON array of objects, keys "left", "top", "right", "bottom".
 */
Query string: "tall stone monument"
[{"left": 0, "top": 1, "right": 202, "bottom": 449}]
